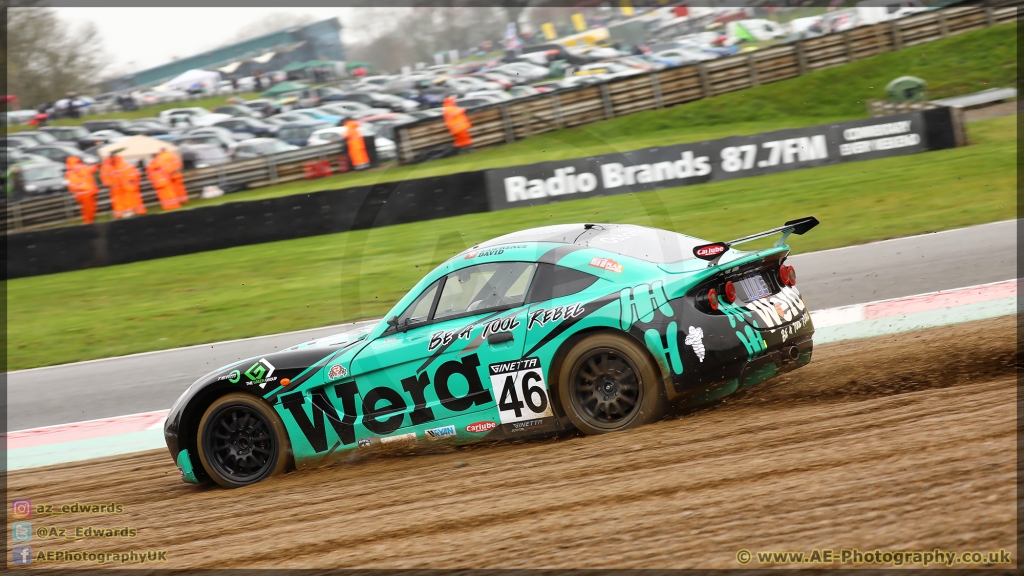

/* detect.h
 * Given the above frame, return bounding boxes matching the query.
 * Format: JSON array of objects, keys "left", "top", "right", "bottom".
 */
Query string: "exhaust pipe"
[{"left": 782, "top": 345, "right": 800, "bottom": 363}]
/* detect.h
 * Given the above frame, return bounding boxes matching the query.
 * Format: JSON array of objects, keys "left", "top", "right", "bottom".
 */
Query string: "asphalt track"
[{"left": 7, "top": 219, "right": 1016, "bottom": 431}]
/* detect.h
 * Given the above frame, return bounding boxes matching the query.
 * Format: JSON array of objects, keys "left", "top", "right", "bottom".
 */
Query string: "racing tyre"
[
  {"left": 197, "top": 393, "right": 289, "bottom": 488},
  {"left": 557, "top": 332, "right": 666, "bottom": 435}
]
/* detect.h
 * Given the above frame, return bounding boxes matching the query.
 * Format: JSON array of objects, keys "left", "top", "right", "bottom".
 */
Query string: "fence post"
[
  {"left": 217, "top": 164, "right": 227, "bottom": 190},
  {"left": 62, "top": 193, "right": 75, "bottom": 224},
  {"left": 794, "top": 43, "right": 808, "bottom": 75},
  {"left": 984, "top": 1, "right": 996, "bottom": 27},
  {"left": 599, "top": 83, "right": 614, "bottom": 120},
  {"left": 937, "top": 10, "right": 949, "bottom": 37},
  {"left": 873, "top": 23, "right": 887, "bottom": 55},
  {"left": 890, "top": 20, "right": 903, "bottom": 51},
  {"left": 500, "top": 105, "right": 516, "bottom": 143},
  {"left": 267, "top": 154, "right": 278, "bottom": 185},
  {"left": 842, "top": 31, "right": 855, "bottom": 63},
  {"left": 550, "top": 94, "right": 564, "bottom": 129},
  {"left": 12, "top": 202, "right": 23, "bottom": 231},
  {"left": 747, "top": 54, "right": 760, "bottom": 87},
  {"left": 649, "top": 73, "right": 664, "bottom": 109},
  {"left": 396, "top": 127, "right": 414, "bottom": 164},
  {"left": 697, "top": 63, "right": 712, "bottom": 97}
]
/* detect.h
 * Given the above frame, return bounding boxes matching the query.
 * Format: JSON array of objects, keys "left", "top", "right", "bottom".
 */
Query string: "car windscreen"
[
  {"left": 577, "top": 226, "right": 705, "bottom": 264},
  {"left": 23, "top": 164, "right": 64, "bottom": 182}
]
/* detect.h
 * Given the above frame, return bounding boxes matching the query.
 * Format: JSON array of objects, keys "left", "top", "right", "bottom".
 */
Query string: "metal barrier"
[
  {"left": 395, "top": 3, "right": 1019, "bottom": 163},
  {"left": 3, "top": 142, "right": 345, "bottom": 233}
]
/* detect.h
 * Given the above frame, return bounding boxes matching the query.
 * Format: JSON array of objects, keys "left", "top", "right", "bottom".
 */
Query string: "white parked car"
[
  {"left": 462, "top": 90, "right": 513, "bottom": 102},
  {"left": 159, "top": 108, "right": 233, "bottom": 127},
  {"left": 491, "top": 62, "right": 550, "bottom": 82},
  {"left": 306, "top": 126, "right": 397, "bottom": 161},
  {"left": 652, "top": 47, "right": 717, "bottom": 66}
]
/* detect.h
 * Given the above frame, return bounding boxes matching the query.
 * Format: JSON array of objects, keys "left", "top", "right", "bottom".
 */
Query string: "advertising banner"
[{"left": 485, "top": 110, "right": 943, "bottom": 211}]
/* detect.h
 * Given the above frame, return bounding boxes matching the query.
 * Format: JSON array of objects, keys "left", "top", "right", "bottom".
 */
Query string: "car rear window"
[
  {"left": 526, "top": 264, "right": 598, "bottom": 303},
  {"left": 577, "top": 226, "right": 705, "bottom": 264}
]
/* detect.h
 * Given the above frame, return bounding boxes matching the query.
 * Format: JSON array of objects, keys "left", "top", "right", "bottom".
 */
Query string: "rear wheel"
[
  {"left": 197, "top": 393, "right": 288, "bottom": 488},
  {"left": 557, "top": 333, "right": 666, "bottom": 435}
]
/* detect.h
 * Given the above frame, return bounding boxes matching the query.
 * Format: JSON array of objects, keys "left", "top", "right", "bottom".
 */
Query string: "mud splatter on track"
[{"left": 8, "top": 316, "right": 1016, "bottom": 568}]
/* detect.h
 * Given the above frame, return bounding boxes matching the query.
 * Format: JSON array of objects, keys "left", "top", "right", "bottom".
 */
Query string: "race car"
[{"left": 165, "top": 218, "right": 818, "bottom": 487}]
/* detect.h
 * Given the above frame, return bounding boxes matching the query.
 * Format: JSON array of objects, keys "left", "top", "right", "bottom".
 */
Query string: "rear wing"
[{"left": 693, "top": 216, "right": 819, "bottom": 264}]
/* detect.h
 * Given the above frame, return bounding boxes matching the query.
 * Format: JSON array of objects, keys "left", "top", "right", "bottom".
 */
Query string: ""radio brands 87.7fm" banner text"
[{"left": 484, "top": 108, "right": 960, "bottom": 210}]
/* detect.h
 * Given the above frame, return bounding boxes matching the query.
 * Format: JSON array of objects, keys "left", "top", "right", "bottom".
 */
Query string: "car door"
[{"left": 350, "top": 261, "right": 539, "bottom": 441}]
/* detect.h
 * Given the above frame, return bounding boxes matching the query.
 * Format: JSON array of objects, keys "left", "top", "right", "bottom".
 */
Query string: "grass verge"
[{"left": 6, "top": 114, "right": 1015, "bottom": 370}]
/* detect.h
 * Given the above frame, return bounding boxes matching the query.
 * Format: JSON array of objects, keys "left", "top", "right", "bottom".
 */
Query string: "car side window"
[
  {"left": 434, "top": 262, "right": 537, "bottom": 320},
  {"left": 397, "top": 280, "right": 441, "bottom": 328},
  {"left": 526, "top": 263, "right": 599, "bottom": 303}
]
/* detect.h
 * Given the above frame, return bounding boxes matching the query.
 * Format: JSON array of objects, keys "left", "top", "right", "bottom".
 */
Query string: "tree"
[{"left": 6, "top": 7, "right": 109, "bottom": 108}]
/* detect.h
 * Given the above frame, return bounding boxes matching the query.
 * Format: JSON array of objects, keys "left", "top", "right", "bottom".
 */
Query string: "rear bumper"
[{"left": 738, "top": 334, "right": 813, "bottom": 389}]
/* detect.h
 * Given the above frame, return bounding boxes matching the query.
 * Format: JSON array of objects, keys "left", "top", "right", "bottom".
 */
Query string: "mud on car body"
[{"left": 165, "top": 218, "right": 818, "bottom": 487}]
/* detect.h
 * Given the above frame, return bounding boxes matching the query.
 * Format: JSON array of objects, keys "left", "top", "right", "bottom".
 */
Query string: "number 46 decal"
[{"left": 488, "top": 358, "right": 553, "bottom": 424}]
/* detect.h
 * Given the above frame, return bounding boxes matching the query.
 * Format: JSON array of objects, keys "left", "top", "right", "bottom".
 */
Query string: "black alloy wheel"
[{"left": 571, "top": 349, "right": 642, "bottom": 425}]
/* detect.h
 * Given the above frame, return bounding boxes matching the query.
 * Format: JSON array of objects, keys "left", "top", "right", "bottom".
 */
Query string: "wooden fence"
[{"left": 396, "top": 3, "right": 1018, "bottom": 163}]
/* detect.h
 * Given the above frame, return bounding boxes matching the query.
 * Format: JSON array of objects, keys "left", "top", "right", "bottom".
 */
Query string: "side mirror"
[{"left": 387, "top": 315, "right": 402, "bottom": 332}]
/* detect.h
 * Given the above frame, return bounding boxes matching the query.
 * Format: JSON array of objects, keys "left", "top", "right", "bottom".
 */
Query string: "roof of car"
[{"left": 277, "top": 119, "right": 330, "bottom": 127}]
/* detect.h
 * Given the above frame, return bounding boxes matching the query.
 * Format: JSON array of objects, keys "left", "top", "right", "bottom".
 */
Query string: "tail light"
[
  {"left": 723, "top": 280, "right": 736, "bottom": 303},
  {"left": 707, "top": 288, "right": 720, "bottom": 311},
  {"left": 787, "top": 265, "right": 796, "bottom": 286},
  {"left": 779, "top": 264, "right": 791, "bottom": 286}
]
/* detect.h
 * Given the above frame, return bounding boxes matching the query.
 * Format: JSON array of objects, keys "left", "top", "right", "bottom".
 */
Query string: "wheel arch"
[
  {"left": 546, "top": 326, "right": 667, "bottom": 423},
  {"left": 177, "top": 385, "right": 293, "bottom": 483}
]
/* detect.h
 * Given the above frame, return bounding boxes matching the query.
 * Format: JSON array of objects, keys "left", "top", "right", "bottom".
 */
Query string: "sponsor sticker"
[
  {"left": 381, "top": 432, "right": 416, "bottom": 444},
  {"left": 527, "top": 302, "right": 585, "bottom": 330},
  {"left": 466, "top": 421, "right": 497, "bottom": 433},
  {"left": 693, "top": 243, "right": 728, "bottom": 259},
  {"left": 589, "top": 257, "right": 623, "bottom": 273},
  {"left": 489, "top": 357, "right": 554, "bottom": 424},
  {"left": 327, "top": 364, "right": 347, "bottom": 380},
  {"left": 425, "top": 425, "right": 457, "bottom": 439},
  {"left": 357, "top": 438, "right": 372, "bottom": 448},
  {"left": 242, "top": 359, "right": 277, "bottom": 388},
  {"left": 684, "top": 326, "right": 706, "bottom": 363},
  {"left": 509, "top": 418, "right": 545, "bottom": 432}
]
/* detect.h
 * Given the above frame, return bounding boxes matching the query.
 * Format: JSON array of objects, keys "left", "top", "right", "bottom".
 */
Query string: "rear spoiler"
[{"left": 693, "top": 216, "right": 819, "bottom": 264}]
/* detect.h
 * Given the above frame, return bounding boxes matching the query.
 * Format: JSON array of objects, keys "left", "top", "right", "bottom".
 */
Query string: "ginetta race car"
[{"left": 165, "top": 218, "right": 818, "bottom": 487}]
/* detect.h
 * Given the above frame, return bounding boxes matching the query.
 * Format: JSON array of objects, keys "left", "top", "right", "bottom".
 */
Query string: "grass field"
[
  {"left": 181, "top": 23, "right": 1016, "bottom": 209},
  {"left": 6, "top": 114, "right": 1015, "bottom": 370}
]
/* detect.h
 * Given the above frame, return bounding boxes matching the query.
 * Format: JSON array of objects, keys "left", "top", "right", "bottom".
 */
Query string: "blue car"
[
  {"left": 292, "top": 108, "right": 343, "bottom": 125},
  {"left": 274, "top": 120, "right": 334, "bottom": 147}
]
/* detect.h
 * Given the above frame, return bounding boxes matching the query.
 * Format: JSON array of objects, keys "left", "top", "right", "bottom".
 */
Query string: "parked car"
[
  {"left": 317, "top": 102, "right": 391, "bottom": 119},
  {"left": 39, "top": 125, "right": 95, "bottom": 149},
  {"left": 508, "top": 85, "right": 542, "bottom": 98},
  {"left": 462, "top": 90, "right": 513, "bottom": 102},
  {"left": 124, "top": 119, "right": 174, "bottom": 137},
  {"left": 213, "top": 117, "right": 278, "bottom": 139},
  {"left": 442, "top": 76, "right": 503, "bottom": 95},
  {"left": 6, "top": 131, "right": 59, "bottom": 147},
  {"left": 305, "top": 125, "right": 397, "bottom": 161},
  {"left": 274, "top": 120, "right": 334, "bottom": 147},
  {"left": 571, "top": 62, "right": 646, "bottom": 80},
  {"left": 243, "top": 99, "right": 279, "bottom": 117},
  {"left": 291, "top": 108, "right": 344, "bottom": 125},
  {"left": 213, "top": 104, "right": 260, "bottom": 119},
  {"left": 232, "top": 138, "right": 299, "bottom": 160},
  {"left": 85, "top": 130, "right": 130, "bottom": 147},
  {"left": 357, "top": 113, "right": 417, "bottom": 141},
  {"left": 178, "top": 127, "right": 241, "bottom": 152},
  {"left": 265, "top": 113, "right": 317, "bottom": 125},
  {"left": 490, "top": 62, "right": 550, "bottom": 82},
  {"left": 83, "top": 119, "right": 135, "bottom": 133},
  {"left": 325, "top": 92, "right": 419, "bottom": 112},
  {"left": 27, "top": 144, "right": 99, "bottom": 165},
  {"left": 159, "top": 108, "right": 232, "bottom": 128},
  {"left": 6, "top": 160, "right": 67, "bottom": 201},
  {"left": 610, "top": 55, "right": 666, "bottom": 72},
  {"left": 407, "top": 109, "right": 444, "bottom": 120},
  {"left": 179, "top": 144, "right": 232, "bottom": 170},
  {"left": 651, "top": 47, "right": 717, "bottom": 66}
]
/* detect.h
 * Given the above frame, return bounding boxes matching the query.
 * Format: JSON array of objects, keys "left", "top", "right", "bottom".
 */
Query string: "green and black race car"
[{"left": 165, "top": 218, "right": 818, "bottom": 487}]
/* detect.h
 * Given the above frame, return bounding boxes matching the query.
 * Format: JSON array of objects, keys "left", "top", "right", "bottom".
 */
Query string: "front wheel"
[
  {"left": 197, "top": 393, "right": 289, "bottom": 488},
  {"left": 556, "top": 332, "right": 666, "bottom": 435}
]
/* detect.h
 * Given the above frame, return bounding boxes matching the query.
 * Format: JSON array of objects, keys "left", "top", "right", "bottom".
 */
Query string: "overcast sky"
[{"left": 52, "top": 7, "right": 382, "bottom": 75}]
